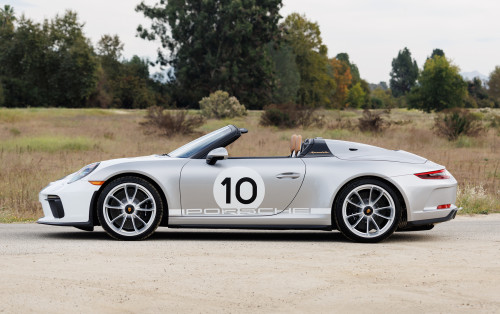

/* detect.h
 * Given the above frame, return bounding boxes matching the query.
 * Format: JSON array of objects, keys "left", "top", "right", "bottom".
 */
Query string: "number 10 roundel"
[{"left": 213, "top": 167, "right": 265, "bottom": 210}]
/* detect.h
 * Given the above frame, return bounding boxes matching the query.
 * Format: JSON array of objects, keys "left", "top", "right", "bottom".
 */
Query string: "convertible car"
[{"left": 38, "top": 125, "right": 458, "bottom": 242}]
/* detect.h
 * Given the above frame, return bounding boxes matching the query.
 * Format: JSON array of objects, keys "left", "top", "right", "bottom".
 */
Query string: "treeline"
[
  {"left": 1, "top": 3, "right": 500, "bottom": 111},
  {"left": 390, "top": 48, "right": 499, "bottom": 112},
  {"left": 0, "top": 6, "right": 166, "bottom": 108}
]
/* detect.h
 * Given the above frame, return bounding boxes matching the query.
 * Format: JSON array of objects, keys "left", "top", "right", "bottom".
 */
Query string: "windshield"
[{"left": 168, "top": 126, "right": 233, "bottom": 158}]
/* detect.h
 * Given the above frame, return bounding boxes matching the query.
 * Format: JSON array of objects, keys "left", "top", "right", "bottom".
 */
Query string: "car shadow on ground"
[{"left": 39, "top": 228, "right": 435, "bottom": 243}]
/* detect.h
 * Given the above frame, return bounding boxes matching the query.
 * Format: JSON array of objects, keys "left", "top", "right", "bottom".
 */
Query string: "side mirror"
[{"left": 206, "top": 147, "right": 228, "bottom": 165}]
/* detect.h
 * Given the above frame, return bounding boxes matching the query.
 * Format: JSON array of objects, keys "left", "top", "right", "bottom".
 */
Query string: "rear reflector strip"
[{"left": 437, "top": 204, "right": 451, "bottom": 209}]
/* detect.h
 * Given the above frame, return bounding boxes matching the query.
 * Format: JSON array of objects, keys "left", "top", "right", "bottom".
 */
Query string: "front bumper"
[{"left": 38, "top": 177, "right": 99, "bottom": 226}]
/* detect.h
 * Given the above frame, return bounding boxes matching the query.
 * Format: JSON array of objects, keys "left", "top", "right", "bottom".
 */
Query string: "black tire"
[
  {"left": 333, "top": 178, "right": 402, "bottom": 243},
  {"left": 97, "top": 176, "right": 164, "bottom": 240}
]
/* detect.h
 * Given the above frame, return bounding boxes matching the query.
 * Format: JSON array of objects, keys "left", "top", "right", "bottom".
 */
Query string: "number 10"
[{"left": 221, "top": 177, "right": 257, "bottom": 204}]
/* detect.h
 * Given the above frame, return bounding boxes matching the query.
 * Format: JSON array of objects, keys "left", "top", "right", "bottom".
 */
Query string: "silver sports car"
[{"left": 38, "top": 125, "right": 458, "bottom": 242}]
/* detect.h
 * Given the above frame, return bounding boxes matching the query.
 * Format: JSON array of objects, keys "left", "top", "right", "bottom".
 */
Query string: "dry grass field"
[{"left": 0, "top": 107, "right": 499, "bottom": 222}]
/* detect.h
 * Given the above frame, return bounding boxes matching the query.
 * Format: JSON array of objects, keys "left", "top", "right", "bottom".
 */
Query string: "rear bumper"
[{"left": 406, "top": 208, "right": 458, "bottom": 227}]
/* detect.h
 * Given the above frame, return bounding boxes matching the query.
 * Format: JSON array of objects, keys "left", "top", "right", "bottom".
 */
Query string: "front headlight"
[{"left": 68, "top": 162, "right": 100, "bottom": 184}]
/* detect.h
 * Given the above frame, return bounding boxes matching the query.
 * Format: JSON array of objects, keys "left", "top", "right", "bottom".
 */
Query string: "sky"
[{"left": 4, "top": 0, "right": 500, "bottom": 83}]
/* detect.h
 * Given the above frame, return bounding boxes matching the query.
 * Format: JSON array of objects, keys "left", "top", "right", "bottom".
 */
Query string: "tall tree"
[
  {"left": 488, "top": 66, "right": 500, "bottom": 103},
  {"left": 281, "top": 13, "right": 335, "bottom": 107},
  {"left": 389, "top": 47, "right": 418, "bottom": 97},
  {"left": 0, "top": 5, "right": 15, "bottom": 31},
  {"left": 465, "top": 77, "right": 492, "bottom": 108},
  {"left": 335, "top": 53, "right": 360, "bottom": 85},
  {"left": 408, "top": 56, "right": 467, "bottom": 112},
  {"left": 0, "top": 11, "right": 97, "bottom": 107},
  {"left": 136, "top": 0, "right": 283, "bottom": 109},
  {"left": 346, "top": 82, "right": 366, "bottom": 108},
  {"left": 268, "top": 43, "right": 300, "bottom": 104},
  {"left": 329, "top": 58, "right": 352, "bottom": 108},
  {"left": 97, "top": 34, "right": 124, "bottom": 60},
  {"left": 430, "top": 48, "right": 445, "bottom": 59}
]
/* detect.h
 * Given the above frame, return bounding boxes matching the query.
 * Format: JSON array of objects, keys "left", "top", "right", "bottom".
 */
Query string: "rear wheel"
[
  {"left": 97, "top": 176, "right": 163, "bottom": 240},
  {"left": 334, "top": 179, "right": 401, "bottom": 243}
]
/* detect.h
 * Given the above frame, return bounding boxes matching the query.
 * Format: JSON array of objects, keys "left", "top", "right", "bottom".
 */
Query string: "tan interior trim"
[
  {"left": 296, "top": 135, "right": 302, "bottom": 154},
  {"left": 290, "top": 134, "right": 298, "bottom": 155}
]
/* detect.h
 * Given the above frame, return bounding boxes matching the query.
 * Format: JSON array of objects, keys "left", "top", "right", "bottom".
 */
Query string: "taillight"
[
  {"left": 437, "top": 204, "right": 451, "bottom": 209},
  {"left": 414, "top": 169, "right": 450, "bottom": 179}
]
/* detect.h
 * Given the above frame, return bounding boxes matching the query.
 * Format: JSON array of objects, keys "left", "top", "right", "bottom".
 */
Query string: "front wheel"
[
  {"left": 334, "top": 179, "right": 402, "bottom": 243},
  {"left": 97, "top": 176, "right": 163, "bottom": 240}
]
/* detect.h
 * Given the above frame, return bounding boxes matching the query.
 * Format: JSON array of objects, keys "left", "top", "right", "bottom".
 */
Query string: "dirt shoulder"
[{"left": 1, "top": 214, "right": 499, "bottom": 313}]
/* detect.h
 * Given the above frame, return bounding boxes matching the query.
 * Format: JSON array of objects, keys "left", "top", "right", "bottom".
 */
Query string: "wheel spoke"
[
  {"left": 131, "top": 216, "right": 138, "bottom": 233},
  {"left": 369, "top": 186, "right": 373, "bottom": 203},
  {"left": 371, "top": 192, "right": 384, "bottom": 206},
  {"left": 111, "top": 213, "right": 125, "bottom": 224},
  {"left": 136, "top": 208, "right": 154, "bottom": 212},
  {"left": 376, "top": 206, "right": 392, "bottom": 211},
  {"left": 374, "top": 212, "right": 391, "bottom": 220},
  {"left": 347, "top": 199, "right": 363, "bottom": 208},
  {"left": 134, "top": 215, "right": 148, "bottom": 227},
  {"left": 130, "top": 185, "right": 138, "bottom": 202},
  {"left": 124, "top": 185, "right": 131, "bottom": 202},
  {"left": 106, "top": 205, "right": 123, "bottom": 210},
  {"left": 352, "top": 216, "right": 364, "bottom": 228},
  {"left": 354, "top": 191, "right": 365, "bottom": 205},
  {"left": 346, "top": 212, "right": 362, "bottom": 218},
  {"left": 109, "top": 195, "right": 124, "bottom": 206},
  {"left": 366, "top": 217, "right": 370, "bottom": 234},
  {"left": 137, "top": 198, "right": 153, "bottom": 208},
  {"left": 119, "top": 216, "right": 127, "bottom": 231},
  {"left": 371, "top": 217, "right": 380, "bottom": 232}
]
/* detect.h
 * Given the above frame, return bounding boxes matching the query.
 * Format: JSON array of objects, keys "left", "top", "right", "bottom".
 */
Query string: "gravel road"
[{"left": 1, "top": 215, "right": 500, "bottom": 313}]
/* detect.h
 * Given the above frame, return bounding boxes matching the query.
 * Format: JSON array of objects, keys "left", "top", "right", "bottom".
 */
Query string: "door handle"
[{"left": 276, "top": 172, "right": 301, "bottom": 179}]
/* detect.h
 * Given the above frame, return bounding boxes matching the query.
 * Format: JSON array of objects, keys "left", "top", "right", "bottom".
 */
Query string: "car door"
[{"left": 179, "top": 158, "right": 305, "bottom": 216}]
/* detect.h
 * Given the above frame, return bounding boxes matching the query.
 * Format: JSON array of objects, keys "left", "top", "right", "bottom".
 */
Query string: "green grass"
[
  {"left": 0, "top": 108, "right": 115, "bottom": 123},
  {"left": 456, "top": 184, "right": 500, "bottom": 214},
  {"left": 0, "top": 136, "right": 94, "bottom": 153},
  {"left": 0, "top": 209, "right": 36, "bottom": 223}
]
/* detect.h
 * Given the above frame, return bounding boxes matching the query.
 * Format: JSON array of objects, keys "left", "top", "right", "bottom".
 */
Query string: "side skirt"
[{"left": 167, "top": 224, "right": 333, "bottom": 231}]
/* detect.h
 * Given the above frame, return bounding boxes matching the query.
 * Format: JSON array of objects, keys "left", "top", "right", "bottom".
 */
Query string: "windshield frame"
[{"left": 168, "top": 125, "right": 240, "bottom": 159}]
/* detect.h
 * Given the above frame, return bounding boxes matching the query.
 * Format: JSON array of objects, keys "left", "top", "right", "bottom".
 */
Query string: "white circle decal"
[{"left": 213, "top": 167, "right": 265, "bottom": 209}]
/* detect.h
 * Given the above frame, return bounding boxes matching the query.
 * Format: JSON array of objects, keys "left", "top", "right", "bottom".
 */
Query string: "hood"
[
  {"left": 325, "top": 140, "right": 427, "bottom": 164},
  {"left": 97, "top": 154, "right": 173, "bottom": 168}
]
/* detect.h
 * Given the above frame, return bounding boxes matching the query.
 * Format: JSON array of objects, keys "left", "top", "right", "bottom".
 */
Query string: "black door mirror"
[{"left": 206, "top": 147, "right": 228, "bottom": 165}]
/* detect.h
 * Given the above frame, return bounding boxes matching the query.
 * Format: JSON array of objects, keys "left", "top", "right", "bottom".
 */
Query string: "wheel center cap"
[
  {"left": 364, "top": 206, "right": 373, "bottom": 216},
  {"left": 125, "top": 205, "right": 135, "bottom": 214}
]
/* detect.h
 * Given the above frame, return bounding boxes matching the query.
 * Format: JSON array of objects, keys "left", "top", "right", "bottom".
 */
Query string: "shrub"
[
  {"left": 142, "top": 106, "right": 205, "bottom": 136},
  {"left": 199, "top": 90, "right": 247, "bottom": 119},
  {"left": 326, "top": 112, "right": 355, "bottom": 131},
  {"left": 358, "top": 109, "right": 388, "bottom": 133},
  {"left": 457, "top": 184, "right": 500, "bottom": 214},
  {"left": 260, "top": 104, "right": 323, "bottom": 128},
  {"left": 488, "top": 113, "right": 500, "bottom": 132},
  {"left": 433, "top": 108, "right": 484, "bottom": 141}
]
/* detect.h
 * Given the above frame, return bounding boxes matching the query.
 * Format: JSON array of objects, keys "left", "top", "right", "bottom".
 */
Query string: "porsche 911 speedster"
[{"left": 38, "top": 125, "right": 459, "bottom": 242}]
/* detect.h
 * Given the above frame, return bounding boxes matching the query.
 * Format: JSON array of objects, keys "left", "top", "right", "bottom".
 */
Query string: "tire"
[
  {"left": 333, "top": 178, "right": 402, "bottom": 243},
  {"left": 97, "top": 176, "right": 164, "bottom": 240}
]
